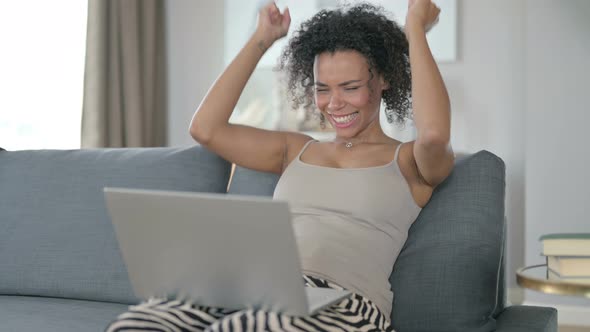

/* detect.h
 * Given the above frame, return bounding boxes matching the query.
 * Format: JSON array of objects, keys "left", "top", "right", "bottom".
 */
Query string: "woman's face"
[{"left": 313, "top": 50, "right": 388, "bottom": 138}]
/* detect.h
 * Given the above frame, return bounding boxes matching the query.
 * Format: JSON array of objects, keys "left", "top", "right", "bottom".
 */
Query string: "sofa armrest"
[{"left": 495, "top": 305, "right": 557, "bottom": 332}]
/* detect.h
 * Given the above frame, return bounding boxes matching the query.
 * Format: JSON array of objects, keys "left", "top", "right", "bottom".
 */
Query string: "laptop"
[{"left": 103, "top": 187, "right": 351, "bottom": 316}]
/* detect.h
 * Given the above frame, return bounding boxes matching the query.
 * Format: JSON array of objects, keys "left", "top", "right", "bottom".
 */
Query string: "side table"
[{"left": 516, "top": 264, "right": 590, "bottom": 298}]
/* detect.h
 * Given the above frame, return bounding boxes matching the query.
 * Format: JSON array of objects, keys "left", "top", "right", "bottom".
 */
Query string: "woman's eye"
[{"left": 315, "top": 89, "right": 329, "bottom": 93}]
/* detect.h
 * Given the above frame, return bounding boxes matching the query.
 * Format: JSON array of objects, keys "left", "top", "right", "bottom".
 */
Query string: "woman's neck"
[{"left": 333, "top": 123, "right": 390, "bottom": 147}]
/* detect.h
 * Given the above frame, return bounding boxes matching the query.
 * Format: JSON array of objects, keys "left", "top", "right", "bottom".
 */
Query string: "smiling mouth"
[
  {"left": 328, "top": 111, "right": 360, "bottom": 128},
  {"left": 330, "top": 111, "right": 359, "bottom": 123}
]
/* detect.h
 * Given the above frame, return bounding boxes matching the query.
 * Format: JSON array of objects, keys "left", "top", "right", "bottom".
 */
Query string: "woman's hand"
[
  {"left": 405, "top": 0, "right": 440, "bottom": 37},
  {"left": 255, "top": 2, "right": 291, "bottom": 51}
]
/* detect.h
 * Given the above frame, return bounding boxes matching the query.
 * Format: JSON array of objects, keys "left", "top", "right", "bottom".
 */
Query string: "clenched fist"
[
  {"left": 255, "top": 1, "right": 291, "bottom": 50},
  {"left": 406, "top": 0, "right": 440, "bottom": 36}
]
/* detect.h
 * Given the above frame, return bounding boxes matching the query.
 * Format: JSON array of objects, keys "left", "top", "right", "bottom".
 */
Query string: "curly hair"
[{"left": 279, "top": 3, "right": 412, "bottom": 124}]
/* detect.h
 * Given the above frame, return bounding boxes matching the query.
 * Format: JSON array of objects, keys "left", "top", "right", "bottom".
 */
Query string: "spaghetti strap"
[
  {"left": 393, "top": 143, "right": 403, "bottom": 163},
  {"left": 296, "top": 139, "right": 317, "bottom": 159}
]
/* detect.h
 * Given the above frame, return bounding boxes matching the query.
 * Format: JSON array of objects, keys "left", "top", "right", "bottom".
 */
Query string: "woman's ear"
[{"left": 381, "top": 77, "right": 390, "bottom": 91}]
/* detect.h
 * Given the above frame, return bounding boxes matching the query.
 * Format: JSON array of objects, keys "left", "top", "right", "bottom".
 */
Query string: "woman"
[{"left": 106, "top": 0, "right": 453, "bottom": 331}]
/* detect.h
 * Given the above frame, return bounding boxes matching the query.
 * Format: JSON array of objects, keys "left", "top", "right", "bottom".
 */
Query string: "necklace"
[
  {"left": 340, "top": 138, "right": 379, "bottom": 148},
  {"left": 338, "top": 139, "right": 362, "bottom": 149}
]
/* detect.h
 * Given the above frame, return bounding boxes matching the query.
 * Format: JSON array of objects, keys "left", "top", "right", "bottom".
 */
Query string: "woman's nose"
[{"left": 327, "top": 91, "right": 344, "bottom": 110}]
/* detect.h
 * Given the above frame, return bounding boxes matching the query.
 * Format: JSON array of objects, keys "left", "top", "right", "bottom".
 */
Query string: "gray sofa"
[{"left": 0, "top": 146, "right": 556, "bottom": 331}]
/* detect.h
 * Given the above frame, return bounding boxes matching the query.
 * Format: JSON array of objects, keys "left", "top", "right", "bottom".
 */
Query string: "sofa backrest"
[
  {"left": 228, "top": 166, "right": 279, "bottom": 196},
  {"left": 229, "top": 150, "right": 506, "bottom": 332},
  {"left": 390, "top": 151, "right": 505, "bottom": 332},
  {"left": 0, "top": 146, "right": 231, "bottom": 304}
]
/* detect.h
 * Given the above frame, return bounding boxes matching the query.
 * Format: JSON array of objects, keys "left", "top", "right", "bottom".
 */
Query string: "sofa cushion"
[
  {"left": 0, "top": 146, "right": 230, "bottom": 304},
  {"left": 228, "top": 166, "right": 280, "bottom": 196},
  {"left": 390, "top": 150, "right": 505, "bottom": 332},
  {"left": 495, "top": 305, "right": 558, "bottom": 332},
  {"left": 0, "top": 295, "right": 128, "bottom": 332}
]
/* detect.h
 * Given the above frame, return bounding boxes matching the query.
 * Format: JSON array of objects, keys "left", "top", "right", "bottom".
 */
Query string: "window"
[{"left": 0, "top": 1, "right": 88, "bottom": 150}]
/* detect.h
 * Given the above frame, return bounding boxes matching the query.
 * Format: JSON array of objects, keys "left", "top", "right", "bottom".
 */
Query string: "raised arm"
[
  {"left": 406, "top": 0, "right": 454, "bottom": 187},
  {"left": 189, "top": 2, "right": 311, "bottom": 174}
]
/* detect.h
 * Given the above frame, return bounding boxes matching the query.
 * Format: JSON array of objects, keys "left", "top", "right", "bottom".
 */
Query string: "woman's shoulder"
[
  {"left": 285, "top": 132, "right": 315, "bottom": 152},
  {"left": 282, "top": 132, "right": 315, "bottom": 169}
]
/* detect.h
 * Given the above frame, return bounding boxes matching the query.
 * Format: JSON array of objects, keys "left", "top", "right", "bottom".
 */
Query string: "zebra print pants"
[{"left": 105, "top": 275, "right": 395, "bottom": 332}]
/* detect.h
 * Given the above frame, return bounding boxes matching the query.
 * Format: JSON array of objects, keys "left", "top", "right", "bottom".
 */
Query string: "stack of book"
[{"left": 540, "top": 233, "right": 590, "bottom": 284}]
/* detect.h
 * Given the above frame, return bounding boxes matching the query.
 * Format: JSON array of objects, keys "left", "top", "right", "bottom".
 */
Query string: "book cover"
[
  {"left": 547, "top": 269, "right": 590, "bottom": 285},
  {"left": 547, "top": 256, "right": 590, "bottom": 277},
  {"left": 539, "top": 233, "right": 590, "bottom": 256},
  {"left": 540, "top": 233, "right": 590, "bottom": 240}
]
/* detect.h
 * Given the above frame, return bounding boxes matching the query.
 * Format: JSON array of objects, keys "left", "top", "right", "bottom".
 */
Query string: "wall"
[
  {"left": 523, "top": 0, "right": 590, "bottom": 319},
  {"left": 438, "top": 0, "right": 527, "bottom": 305},
  {"left": 445, "top": 3, "right": 590, "bottom": 322},
  {"left": 165, "top": 0, "right": 225, "bottom": 146}
]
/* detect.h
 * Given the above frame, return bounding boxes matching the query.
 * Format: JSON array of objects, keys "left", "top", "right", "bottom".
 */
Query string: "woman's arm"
[
  {"left": 190, "top": 3, "right": 310, "bottom": 174},
  {"left": 406, "top": 0, "right": 454, "bottom": 187}
]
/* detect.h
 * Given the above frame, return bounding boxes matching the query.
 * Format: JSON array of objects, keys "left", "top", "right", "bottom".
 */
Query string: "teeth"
[{"left": 332, "top": 112, "right": 358, "bottom": 124}]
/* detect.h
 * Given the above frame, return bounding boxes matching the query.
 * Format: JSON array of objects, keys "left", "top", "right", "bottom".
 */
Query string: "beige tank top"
[{"left": 273, "top": 140, "right": 422, "bottom": 317}]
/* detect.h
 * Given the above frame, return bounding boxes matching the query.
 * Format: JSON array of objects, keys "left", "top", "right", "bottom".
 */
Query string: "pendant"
[{"left": 345, "top": 142, "right": 353, "bottom": 148}]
